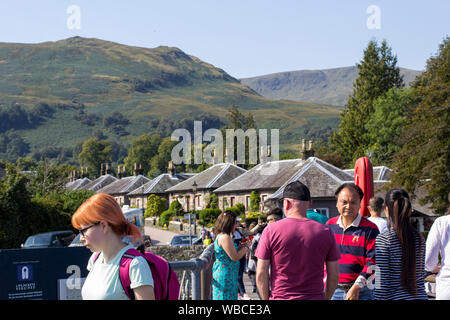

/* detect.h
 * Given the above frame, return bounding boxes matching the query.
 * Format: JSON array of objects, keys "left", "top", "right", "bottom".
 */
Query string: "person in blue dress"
[{"left": 212, "top": 210, "right": 251, "bottom": 300}]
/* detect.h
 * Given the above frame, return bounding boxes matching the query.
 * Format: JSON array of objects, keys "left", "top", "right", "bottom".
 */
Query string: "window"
[
  {"left": 315, "top": 208, "right": 330, "bottom": 218},
  {"left": 246, "top": 196, "right": 250, "bottom": 209},
  {"left": 137, "top": 199, "right": 140, "bottom": 208},
  {"left": 230, "top": 197, "right": 235, "bottom": 207}
]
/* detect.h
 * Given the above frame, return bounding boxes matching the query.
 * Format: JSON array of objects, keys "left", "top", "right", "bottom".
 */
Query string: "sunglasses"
[{"left": 79, "top": 222, "right": 100, "bottom": 237}]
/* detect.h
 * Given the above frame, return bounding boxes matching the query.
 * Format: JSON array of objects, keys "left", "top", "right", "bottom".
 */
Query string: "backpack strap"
[
  {"left": 119, "top": 249, "right": 142, "bottom": 300},
  {"left": 165, "top": 262, "right": 173, "bottom": 300}
]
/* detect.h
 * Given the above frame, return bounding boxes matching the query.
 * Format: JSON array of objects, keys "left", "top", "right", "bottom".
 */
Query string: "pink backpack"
[{"left": 93, "top": 248, "right": 180, "bottom": 300}]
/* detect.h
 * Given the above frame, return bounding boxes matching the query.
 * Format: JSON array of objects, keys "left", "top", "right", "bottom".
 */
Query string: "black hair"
[
  {"left": 334, "top": 183, "right": 364, "bottom": 200},
  {"left": 385, "top": 188, "right": 422, "bottom": 296}
]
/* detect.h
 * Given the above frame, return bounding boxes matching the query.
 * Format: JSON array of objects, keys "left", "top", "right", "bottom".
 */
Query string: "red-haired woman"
[{"left": 72, "top": 193, "right": 155, "bottom": 300}]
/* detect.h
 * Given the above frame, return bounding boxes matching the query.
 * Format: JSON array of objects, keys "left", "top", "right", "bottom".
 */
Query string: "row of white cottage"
[{"left": 66, "top": 156, "right": 437, "bottom": 231}]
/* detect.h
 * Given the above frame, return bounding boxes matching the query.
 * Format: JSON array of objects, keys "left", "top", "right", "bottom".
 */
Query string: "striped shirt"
[
  {"left": 327, "top": 215, "right": 379, "bottom": 285},
  {"left": 374, "top": 230, "right": 428, "bottom": 300}
]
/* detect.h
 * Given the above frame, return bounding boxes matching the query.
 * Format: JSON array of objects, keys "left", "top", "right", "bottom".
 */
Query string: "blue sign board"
[{"left": 0, "top": 247, "right": 91, "bottom": 300}]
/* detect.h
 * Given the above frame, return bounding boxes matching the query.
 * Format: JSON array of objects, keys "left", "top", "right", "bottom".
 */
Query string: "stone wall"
[{"left": 145, "top": 245, "right": 205, "bottom": 262}]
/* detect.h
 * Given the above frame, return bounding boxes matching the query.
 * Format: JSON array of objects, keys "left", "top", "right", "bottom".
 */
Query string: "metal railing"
[{"left": 169, "top": 244, "right": 215, "bottom": 300}]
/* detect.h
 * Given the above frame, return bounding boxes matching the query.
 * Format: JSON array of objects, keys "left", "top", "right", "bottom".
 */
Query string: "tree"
[
  {"left": 365, "top": 87, "right": 415, "bottom": 166},
  {"left": 249, "top": 190, "right": 261, "bottom": 212},
  {"left": 390, "top": 37, "right": 450, "bottom": 214},
  {"left": 29, "top": 158, "right": 74, "bottom": 196},
  {"left": 145, "top": 194, "right": 167, "bottom": 218},
  {"left": 78, "top": 138, "right": 112, "bottom": 177},
  {"left": 125, "top": 133, "right": 161, "bottom": 175},
  {"left": 205, "top": 193, "right": 219, "bottom": 209},
  {"left": 147, "top": 137, "right": 178, "bottom": 178},
  {"left": 330, "top": 39, "right": 404, "bottom": 165}
]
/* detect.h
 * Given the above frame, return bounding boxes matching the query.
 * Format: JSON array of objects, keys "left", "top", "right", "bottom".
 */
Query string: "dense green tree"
[
  {"left": 125, "top": 133, "right": 161, "bottom": 175},
  {"left": 330, "top": 39, "right": 404, "bottom": 165},
  {"left": 15, "top": 157, "right": 38, "bottom": 171},
  {"left": 365, "top": 88, "right": 415, "bottom": 166},
  {"left": 147, "top": 137, "right": 178, "bottom": 178},
  {"left": 0, "top": 163, "right": 92, "bottom": 248},
  {"left": 391, "top": 37, "right": 450, "bottom": 214},
  {"left": 78, "top": 138, "right": 112, "bottom": 177}
]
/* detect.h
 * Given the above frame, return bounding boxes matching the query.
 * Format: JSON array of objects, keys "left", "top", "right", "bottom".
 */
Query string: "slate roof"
[
  {"left": 96, "top": 175, "right": 150, "bottom": 195},
  {"left": 79, "top": 174, "right": 118, "bottom": 192},
  {"left": 213, "top": 159, "right": 306, "bottom": 193},
  {"left": 165, "top": 163, "right": 247, "bottom": 193},
  {"left": 65, "top": 177, "right": 92, "bottom": 191},
  {"left": 343, "top": 166, "right": 393, "bottom": 181},
  {"left": 269, "top": 157, "right": 355, "bottom": 199},
  {"left": 372, "top": 181, "right": 438, "bottom": 217},
  {"left": 127, "top": 173, "right": 196, "bottom": 196}
]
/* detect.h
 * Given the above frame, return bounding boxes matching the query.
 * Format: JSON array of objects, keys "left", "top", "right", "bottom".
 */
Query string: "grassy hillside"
[
  {"left": 240, "top": 66, "right": 422, "bottom": 106},
  {"left": 0, "top": 37, "right": 341, "bottom": 159}
]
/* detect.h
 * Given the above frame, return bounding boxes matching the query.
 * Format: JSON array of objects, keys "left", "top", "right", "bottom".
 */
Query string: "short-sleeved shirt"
[
  {"left": 255, "top": 217, "right": 340, "bottom": 300},
  {"left": 82, "top": 244, "right": 154, "bottom": 300},
  {"left": 307, "top": 209, "right": 329, "bottom": 224},
  {"left": 368, "top": 217, "right": 388, "bottom": 233}
]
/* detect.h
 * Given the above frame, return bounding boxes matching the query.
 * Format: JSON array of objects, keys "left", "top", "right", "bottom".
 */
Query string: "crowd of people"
[
  {"left": 71, "top": 181, "right": 449, "bottom": 300},
  {"left": 209, "top": 181, "right": 450, "bottom": 301}
]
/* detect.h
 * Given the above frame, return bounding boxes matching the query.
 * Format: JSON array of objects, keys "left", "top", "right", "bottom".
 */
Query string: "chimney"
[
  {"left": 168, "top": 160, "right": 176, "bottom": 177},
  {"left": 308, "top": 140, "right": 314, "bottom": 158},
  {"left": 133, "top": 163, "right": 137, "bottom": 176},
  {"left": 301, "top": 139, "right": 314, "bottom": 160},
  {"left": 100, "top": 163, "right": 104, "bottom": 176},
  {"left": 105, "top": 163, "right": 110, "bottom": 175},
  {"left": 260, "top": 146, "right": 265, "bottom": 165},
  {"left": 139, "top": 163, "right": 143, "bottom": 175}
]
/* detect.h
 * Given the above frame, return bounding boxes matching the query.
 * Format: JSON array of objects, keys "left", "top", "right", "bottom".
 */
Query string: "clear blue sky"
[{"left": 0, "top": 0, "right": 448, "bottom": 78}]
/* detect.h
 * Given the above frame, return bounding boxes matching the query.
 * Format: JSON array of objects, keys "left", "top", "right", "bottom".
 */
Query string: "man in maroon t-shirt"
[{"left": 255, "top": 181, "right": 340, "bottom": 300}]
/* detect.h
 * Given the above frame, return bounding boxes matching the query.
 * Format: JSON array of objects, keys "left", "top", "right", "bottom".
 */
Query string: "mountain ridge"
[
  {"left": 0, "top": 37, "right": 340, "bottom": 160},
  {"left": 240, "top": 66, "right": 422, "bottom": 106}
]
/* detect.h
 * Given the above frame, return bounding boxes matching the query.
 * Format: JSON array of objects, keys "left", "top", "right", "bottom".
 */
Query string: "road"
[
  {"left": 144, "top": 225, "right": 260, "bottom": 300},
  {"left": 144, "top": 225, "right": 180, "bottom": 246}
]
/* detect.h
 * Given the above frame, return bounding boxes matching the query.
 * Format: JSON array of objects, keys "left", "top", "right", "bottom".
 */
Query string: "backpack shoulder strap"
[{"left": 119, "top": 248, "right": 142, "bottom": 300}]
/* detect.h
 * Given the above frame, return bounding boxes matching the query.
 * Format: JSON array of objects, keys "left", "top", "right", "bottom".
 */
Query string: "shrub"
[
  {"left": 224, "top": 204, "right": 245, "bottom": 216},
  {"left": 205, "top": 193, "right": 219, "bottom": 209},
  {"left": 199, "top": 208, "right": 221, "bottom": 226},
  {"left": 245, "top": 211, "right": 266, "bottom": 226},
  {"left": 168, "top": 199, "right": 184, "bottom": 216},
  {"left": 249, "top": 191, "right": 261, "bottom": 211},
  {"left": 159, "top": 210, "right": 173, "bottom": 227},
  {"left": 157, "top": 199, "right": 184, "bottom": 227}
]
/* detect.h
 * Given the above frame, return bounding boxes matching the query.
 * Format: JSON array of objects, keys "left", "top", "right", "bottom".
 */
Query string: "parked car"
[
  {"left": 169, "top": 235, "right": 202, "bottom": 246},
  {"left": 22, "top": 231, "right": 76, "bottom": 249}
]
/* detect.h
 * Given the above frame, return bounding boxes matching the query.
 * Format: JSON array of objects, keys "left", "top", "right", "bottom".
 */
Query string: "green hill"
[
  {"left": 240, "top": 66, "right": 422, "bottom": 106},
  {"left": 0, "top": 37, "right": 341, "bottom": 160}
]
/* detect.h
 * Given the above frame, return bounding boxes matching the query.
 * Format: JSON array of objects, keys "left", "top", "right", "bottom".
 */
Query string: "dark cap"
[{"left": 282, "top": 181, "right": 311, "bottom": 201}]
